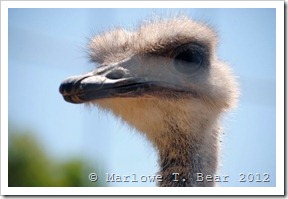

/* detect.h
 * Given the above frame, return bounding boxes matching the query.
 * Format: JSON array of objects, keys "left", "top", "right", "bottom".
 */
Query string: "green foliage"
[{"left": 8, "top": 131, "right": 105, "bottom": 187}]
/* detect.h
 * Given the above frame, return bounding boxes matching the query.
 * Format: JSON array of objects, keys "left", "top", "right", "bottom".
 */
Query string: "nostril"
[{"left": 106, "top": 70, "right": 125, "bottom": 80}]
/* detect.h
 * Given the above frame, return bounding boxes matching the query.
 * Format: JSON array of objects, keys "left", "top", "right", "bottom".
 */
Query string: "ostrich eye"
[{"left": 173, "top": 45, "right": 204, "bottom": 74}]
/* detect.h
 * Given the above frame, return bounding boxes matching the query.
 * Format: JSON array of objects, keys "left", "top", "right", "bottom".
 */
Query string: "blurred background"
[{"left": 8, "top": 8, "right": 276, "bottom": 187}]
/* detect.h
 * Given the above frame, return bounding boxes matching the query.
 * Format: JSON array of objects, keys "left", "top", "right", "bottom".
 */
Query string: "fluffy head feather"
[{"left": 89, "top": 16, "right": 218, "bottom": 63}]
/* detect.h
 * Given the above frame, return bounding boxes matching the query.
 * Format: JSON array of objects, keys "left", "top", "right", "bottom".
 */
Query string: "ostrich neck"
[
  {"left": 152, "top": 120, "right": 219, "bottom": 187},
  {"left": 100, "top": 98, "right": 220, "bottom": 186}
]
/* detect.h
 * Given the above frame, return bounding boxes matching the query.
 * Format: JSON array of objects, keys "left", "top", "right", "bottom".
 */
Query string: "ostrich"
[{"left": 59, "top": 16, "right": 239, "bottom": 187}]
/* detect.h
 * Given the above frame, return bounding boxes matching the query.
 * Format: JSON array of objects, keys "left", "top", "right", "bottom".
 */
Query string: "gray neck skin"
[{"left": 154, "top": 123, "right": 218, "bottom": 187}]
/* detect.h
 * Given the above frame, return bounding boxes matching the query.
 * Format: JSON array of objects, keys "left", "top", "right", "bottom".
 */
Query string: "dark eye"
[{"left": 173, "top": 45, "right": 204, "bottom": 74}]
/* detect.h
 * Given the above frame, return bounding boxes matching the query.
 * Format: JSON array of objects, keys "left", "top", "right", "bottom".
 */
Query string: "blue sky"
[{"left": 8, "top": 8, "right": 276, "bottom": 187}]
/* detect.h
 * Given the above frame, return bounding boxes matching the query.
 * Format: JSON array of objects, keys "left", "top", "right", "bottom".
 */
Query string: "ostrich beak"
[
  {"left": 59, "top": 55, "right": 193, "bottom": 104},
  {"left": 59, "top": 66, "right": 151, "bottom": 104}
]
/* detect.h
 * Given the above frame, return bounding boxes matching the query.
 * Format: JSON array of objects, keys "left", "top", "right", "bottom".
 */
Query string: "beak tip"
[
  {"left": 63, "top": 95, "right": 83, "bottom": 104},
  {"left": 59, "top": 82, "right": 66, "bottom": 95},
  {"left": 59, "top": 77, "right": 79, "bottom": 95}
]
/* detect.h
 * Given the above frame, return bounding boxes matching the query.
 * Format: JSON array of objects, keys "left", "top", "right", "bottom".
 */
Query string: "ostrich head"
[{"left": 59, "top": 16, "right": 239, "bottom": 187}]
